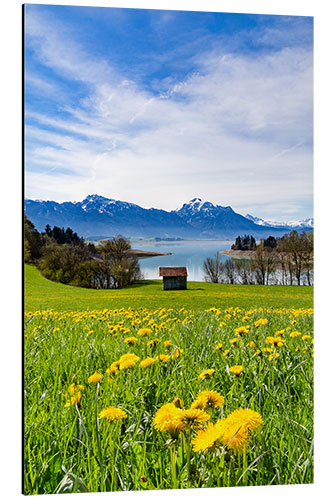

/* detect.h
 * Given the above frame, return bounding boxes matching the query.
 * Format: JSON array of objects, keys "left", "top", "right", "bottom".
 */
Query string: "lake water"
[{"left": 133, "top": 240, "right": 233, "bottom": 282}]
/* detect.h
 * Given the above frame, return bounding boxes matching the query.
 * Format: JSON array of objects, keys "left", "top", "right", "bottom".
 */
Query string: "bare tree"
[
  {"left": 222, "top": 259, "right": 237, "bottom": 284},
  {"left": 235, "top": 259, "right": 255, "bottom": 284},
  {"left": 203, "top": 253, "right": 223, "bottom": 283},
  {"left": 251, "top": 244, "right": 278, "bottom": 285}
]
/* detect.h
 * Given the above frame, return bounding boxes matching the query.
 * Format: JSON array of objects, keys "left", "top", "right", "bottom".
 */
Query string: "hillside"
[{"left": 25, "top": 264, "right": 313, "bottom": 312}]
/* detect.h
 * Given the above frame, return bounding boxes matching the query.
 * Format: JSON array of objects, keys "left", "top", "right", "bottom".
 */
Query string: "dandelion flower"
[
  {"left": 199, "top": 368, "right": 215, "bottom": 380},
  {"left": 137, "top": 328, "right": 152, "bottom": 337},
  {"left": 156, "top": 354, "right": 170, "bottom": 363},
  {"left": 192, "top": 422, "right": 224, "bottom": 452},
  {"left": 229, "top": 365, "right": 243, "bottom": 376},
  {"left": 216, "top": 408, "right": 263, "bottom": 453},
  {"left": 88, "top": 372, "right": 102, "bottom": 384},
  {"left": 139, "top": 357, "right": 156, "bottom": 368},
  {"left": 99, "top": 406, "right": 127, "bottom": 422},
  {"left": 153, "top": 403, "right": 184, "bottom": 438},
  {"left": 124, "top": 336, "right": 138, "bottom": 345},
  {"left": 171, "top": 348, "right": 183, "bottom": 359},
  {"left": 147, "top": 338, "right": 160, "bottom": 347},
  {"left": 172, "top": 397, "right": 184, "bottom": 409},
  {"left": 191, "top": 390, "right": 224, "bottom": 410},
  {"left": 179, "top": 408, "right": 210, "bottom": 429},
  {"left": 119, "top": 359, "right": 135, "bottom": 370},
  {"left": 229, "top": 337, "right": 238, "bottom": 344},
  {"left": 164, "top": 340, "right": 171, "bottom": 349},
  {"left": 214, "top": 342, "right": 223, "bottom": 351},
  {"left": 234, "top": 326, "right": 249, "bottom": 335},
  {"left": 248, "top": 341, "right": 255, "bottom": 348},
  {"left": 290, "top": 331, "right": 302, "bottom": 338},
  {"left": 302, "top": 334, "right": 311, "bottom": 341},
  {"left": 255, "top": 318, "right": 268, "bottom": 328}
]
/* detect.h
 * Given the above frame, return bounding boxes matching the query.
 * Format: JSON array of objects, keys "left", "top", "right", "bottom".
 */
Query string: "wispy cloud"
[{"left": 24, "top": 6, "right": 313, "bottom": 220}]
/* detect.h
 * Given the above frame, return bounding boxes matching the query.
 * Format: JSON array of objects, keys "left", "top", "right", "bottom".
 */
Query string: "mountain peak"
[{"left": 83, "top": 194, "right": 114, "bottom": 203}]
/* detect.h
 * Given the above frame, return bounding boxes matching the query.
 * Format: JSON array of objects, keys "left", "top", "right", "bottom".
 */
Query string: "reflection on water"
[{"left": 134, "top": 240, "right": 232, "bottom": 282}]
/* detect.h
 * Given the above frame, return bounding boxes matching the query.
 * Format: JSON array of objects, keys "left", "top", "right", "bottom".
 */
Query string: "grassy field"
[
  {"left": 24, "top": 264, "right": 313, "bottom": 312},
  {"left": 24, "top": 264, "right": 314, "bottom": 493}
]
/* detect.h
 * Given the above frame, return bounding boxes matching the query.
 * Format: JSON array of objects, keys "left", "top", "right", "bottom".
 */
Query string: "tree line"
[
  {"left": 24, "top": 216, "right": 142, "bottom": 289},
  {"left": 203, "top": 231, "right": 313, "bottom": 286}
]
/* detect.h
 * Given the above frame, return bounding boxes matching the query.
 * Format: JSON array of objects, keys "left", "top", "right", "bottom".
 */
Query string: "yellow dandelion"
[
  {"left": 164, "top": 340, "right": 171, "bottom": 349},
  {"left": 139, "top": 357, "right": 156, "bottom": 368},
  {"left": 229, "top": 337, "right": 238, "bottom": 344},
  {"left": 172, "top": 397, "right": 184, "bottom": 409},
  {"left": 156, "top": 354, "right": 170, "bottom": 363},
  {"left": 302, "top": 334, "right": 311, "bottom": 341},
  {"left": 248, "top": 341, "right": 255, "bottom": 348},
  {"left": 124, "top": 336, "right": 138, "bottom": 345},
  {"left": 192, "top": 421, "right": 224, "bottom": 452},
  {"left": 223, "top": 349, "right": 230, "bottom": 356},
  {"left": 216, "top": 408, "right": 263, "bottom": 453},
  {"left": 99, "top": 406, "right": 127, "bottom": 422},
  {"left": 147, "top": 338, "right": 160, "bottom": 347},
  {"left": 234, "top": 326, "right": 250, "bottom": 335},
  {"left": 171, "top": 348, "right": 183, "bottom": 359},
  {"left": 153, "top": 403, "right": 184, "bottom": 438},
  {"left": 290, "top": 331, "right": 302, "bottom": 338},
  {"left": 269, "top": 352, "right": 279, "bottom": 361},
  {"left": 179, "top": 408, "right": 210, "bottom": 429},
  {"left": 137, "top": 328, "right": 152, "bottom": 336},
  {"left": 118, "top": 353, "right": 140, "bottom": 363},
  {"left": 199, "top": 368, "right": 215, "bottom": 380},
  {"left": 214, "top": 342, "right": 223, "bottom": 351},
  {"left": 229, "top": 365, "right": 243, "bottom": 376},
  {"left": 191, "top": 390, "right": 224, "bottom": 410},
  {"left": 88, "top": 372, "right": 102, "bottom": 384},
  {"left": 255, "top": 318, "right": 268, "bottom": 328}
]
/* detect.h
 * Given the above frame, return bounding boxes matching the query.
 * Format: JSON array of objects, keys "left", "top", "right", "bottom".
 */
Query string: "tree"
[
  {"left": 235, "top": 259, "right": 255, "bottom": 285},
  {"left": 251, "top": 244, "right": 278, "bottom": 285},
  {"left": 203, "top": 253, "right": 223, "bottom": 283},
  {"left": 222, "top": 259, "right": 237, "bottom": 284},
  {"left": 24, "top": 215, "right": 44, "bottom": 262},
  {"left": 97, "top": 236, "right": 141, "bottom": 288},
  {"left": 278, "top": 231, "right": 313, "bottom": 286}
]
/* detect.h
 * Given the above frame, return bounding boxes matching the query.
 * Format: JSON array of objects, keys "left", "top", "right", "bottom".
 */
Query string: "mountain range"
[{"left": 24, "top": 195, "right": 313, "bottom": 240}]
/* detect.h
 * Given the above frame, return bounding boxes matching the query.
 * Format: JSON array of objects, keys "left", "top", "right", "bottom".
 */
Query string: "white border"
[{"left": 1, "top": 1, "right": 332, "bottom": 499}]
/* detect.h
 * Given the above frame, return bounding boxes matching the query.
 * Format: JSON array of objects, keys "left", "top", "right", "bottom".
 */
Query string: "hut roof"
[{"left": 159, "top": 267, "right": 188, "bottom": 277}]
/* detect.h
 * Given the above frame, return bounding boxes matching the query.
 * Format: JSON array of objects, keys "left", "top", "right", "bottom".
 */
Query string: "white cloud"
[{"left": 24, "top": 8, "right": 313, "bottom": 221}]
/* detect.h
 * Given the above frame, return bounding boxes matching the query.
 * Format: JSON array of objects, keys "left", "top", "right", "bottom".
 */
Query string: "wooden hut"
[{"left": 159, "top": 267, "right": 188, "bottom": 290}]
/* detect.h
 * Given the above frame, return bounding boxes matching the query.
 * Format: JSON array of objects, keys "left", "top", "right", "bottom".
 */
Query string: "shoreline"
[
  {"left": 128, "top": 249, "right": 172, "bottom": 258},
  {"left": 220, "top": 249, "right": 255, "bottom": 259}
]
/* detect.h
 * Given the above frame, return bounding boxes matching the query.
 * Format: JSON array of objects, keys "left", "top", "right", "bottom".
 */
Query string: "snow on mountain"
[
  {"left": 24, "top": 194, "right": 313, "bottom": 240},
  {"left": 245, "top": 214, "right": 314, "bottom": 229}
]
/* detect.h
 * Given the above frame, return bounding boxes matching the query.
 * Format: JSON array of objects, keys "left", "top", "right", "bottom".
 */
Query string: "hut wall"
[{"left": 162, "top": 276, "right": 187, "bottom": 290}]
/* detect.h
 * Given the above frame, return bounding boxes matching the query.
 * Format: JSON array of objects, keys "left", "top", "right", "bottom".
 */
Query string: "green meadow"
[
  {"left": 24, "top": 264, "right": 314, "bottom": 494},
  {"left": 25, "top": 264, "right": 313, "bottom": 312}
]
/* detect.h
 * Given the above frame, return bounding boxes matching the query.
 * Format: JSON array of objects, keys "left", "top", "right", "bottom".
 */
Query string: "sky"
[{"left": 24, "top": 3, "right": 313, "bottom": 221}]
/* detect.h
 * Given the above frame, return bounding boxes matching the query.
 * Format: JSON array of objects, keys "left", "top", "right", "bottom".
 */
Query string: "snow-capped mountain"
[
  {"left": 24, "top": 195, "right": 313, "bottom": 240},
  {"left": 245, "top": 214, "right": 314, "bottom": 230}
]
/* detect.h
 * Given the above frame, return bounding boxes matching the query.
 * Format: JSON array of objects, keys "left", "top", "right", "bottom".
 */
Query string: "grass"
[
  {"left": 24, "top": 264, "right": 313, "bottom": 493},
  {"left": 25, "top": 264, "right": 313, "bottom": 312},
  {"left": 24, "top": 305, "right": 313, "bottom": 493}
]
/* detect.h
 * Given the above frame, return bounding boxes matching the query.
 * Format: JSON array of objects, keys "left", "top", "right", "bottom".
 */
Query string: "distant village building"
[{"left": 159, "top": 267, "right": 188, "bottom": 290}]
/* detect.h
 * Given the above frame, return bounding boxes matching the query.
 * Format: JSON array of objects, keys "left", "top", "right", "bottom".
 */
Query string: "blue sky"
[{"left": 24, "top": 4, "right": 313, "bottom": 221}]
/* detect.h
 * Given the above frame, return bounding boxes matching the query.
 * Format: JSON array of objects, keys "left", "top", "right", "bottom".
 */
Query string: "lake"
[{"left": 133, "top": 240, "right": 233, "bottom": 282}]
